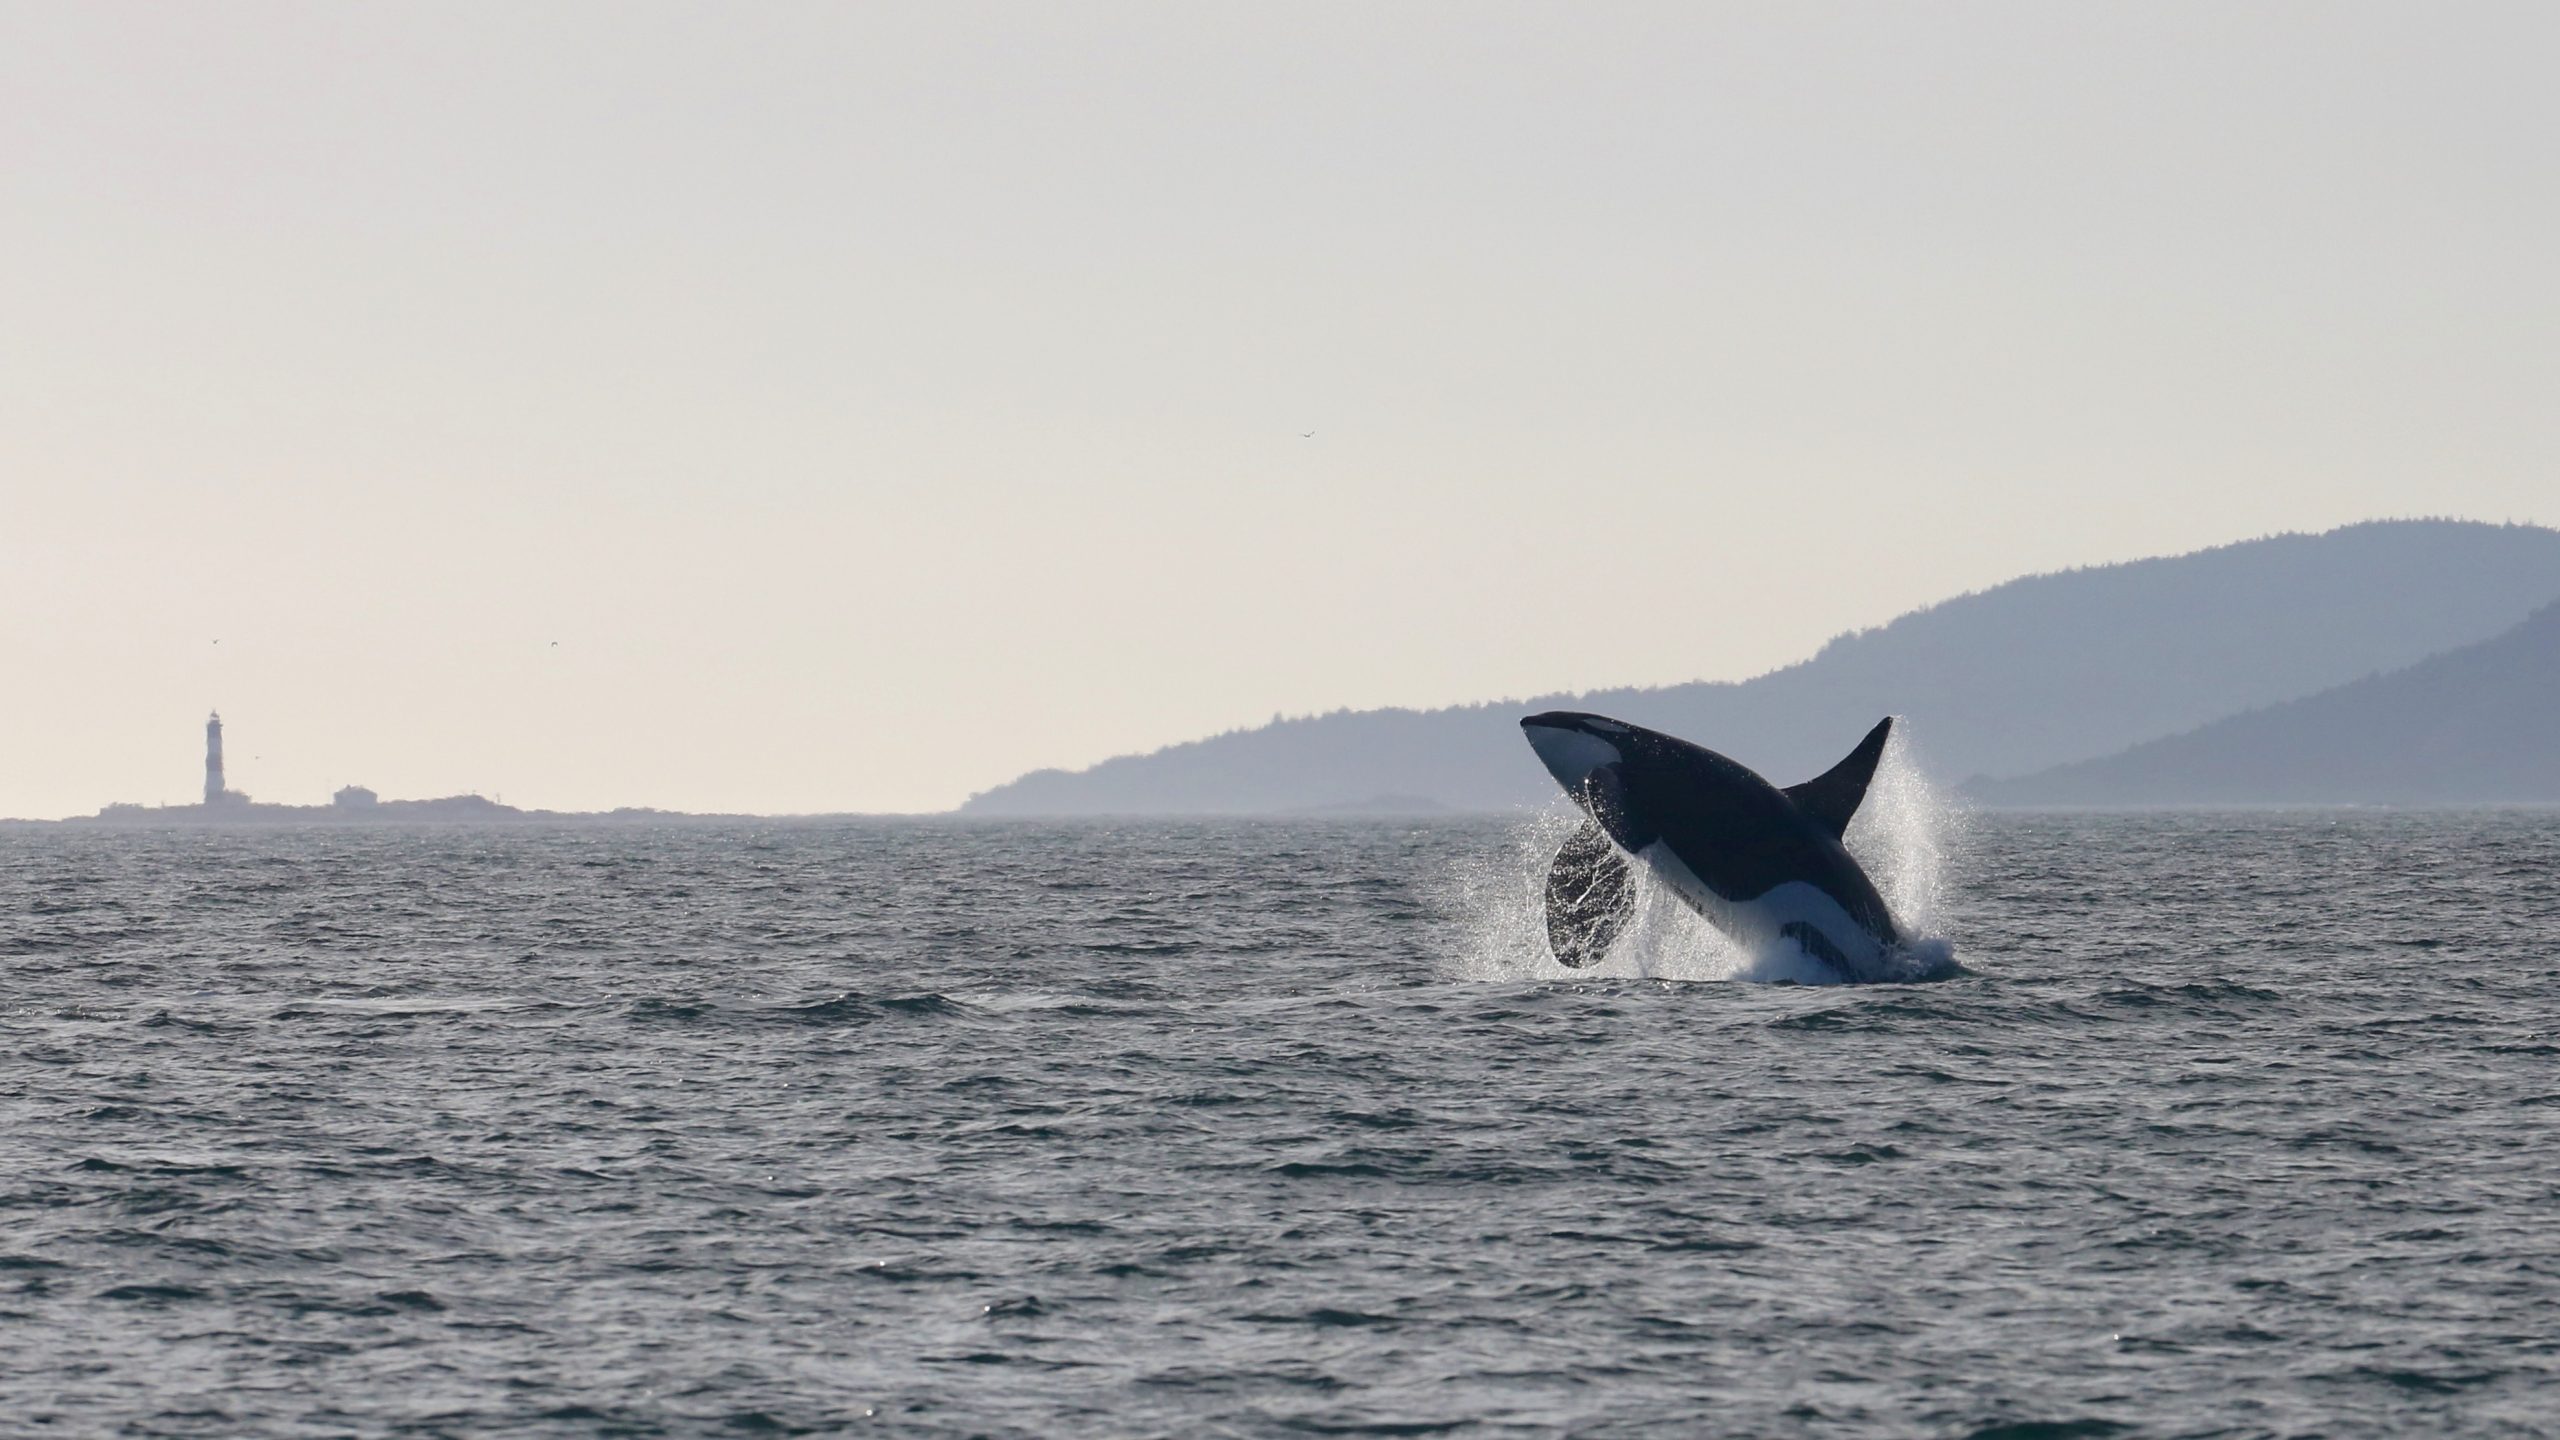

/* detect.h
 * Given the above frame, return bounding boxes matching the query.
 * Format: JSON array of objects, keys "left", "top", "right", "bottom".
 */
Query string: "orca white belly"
[{"left": 1637, "top": 842, "right": 1891, "bottom": 982}]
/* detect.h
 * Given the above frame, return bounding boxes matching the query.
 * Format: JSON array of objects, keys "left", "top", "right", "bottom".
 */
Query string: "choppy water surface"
[{"left": 4, "top": 811, "right": 2558, "bottom": 1437}]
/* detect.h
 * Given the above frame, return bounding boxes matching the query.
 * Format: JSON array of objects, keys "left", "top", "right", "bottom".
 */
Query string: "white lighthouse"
[{"left": 204, "top": 711, "right": 231, "bottom": 805}]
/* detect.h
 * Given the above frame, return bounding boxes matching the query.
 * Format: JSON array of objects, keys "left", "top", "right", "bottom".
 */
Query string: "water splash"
[
  {"left": 1846, "top": 723, "right": 1968, "bottom": 947},
  {"left": 1442, "top": 802, "right": 1765, "bottom": 983},
  {"left": 1444, "top": 723, "right": 1964, "bottom": 985}
]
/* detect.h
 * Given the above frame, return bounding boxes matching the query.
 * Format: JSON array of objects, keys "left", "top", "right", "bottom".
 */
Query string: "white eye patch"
[{"left": 1524, "top": 726, "right": 1623, "bottom": 788}]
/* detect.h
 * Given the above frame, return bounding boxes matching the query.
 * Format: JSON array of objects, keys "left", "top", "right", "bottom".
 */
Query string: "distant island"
[
  {"left": 6, "top": 711, "right": 748, "bottom": 827},
  {"left": 1971, "top": 599, "right": 2560, "bottom": 807},
  {"left": 960, "top": 520, "right": 2560, "bottom": 814},
  {"left": 69, "top": 795, "right": 730, "bottom": 827}
]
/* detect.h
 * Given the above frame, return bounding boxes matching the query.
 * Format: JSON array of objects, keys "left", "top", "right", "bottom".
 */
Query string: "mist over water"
[{"left": 6, "top": 811, "right": 2559, "bottom": 1437}]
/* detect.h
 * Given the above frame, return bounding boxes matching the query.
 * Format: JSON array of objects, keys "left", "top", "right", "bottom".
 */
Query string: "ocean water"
[{"left": 4, "top": 809, "right": 2558, "bottom": 1437}]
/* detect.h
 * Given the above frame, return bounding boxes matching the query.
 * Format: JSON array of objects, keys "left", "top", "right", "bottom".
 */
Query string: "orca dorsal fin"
[{"left": 1781, "top": 717, "right": 1894, "bottom": 840}]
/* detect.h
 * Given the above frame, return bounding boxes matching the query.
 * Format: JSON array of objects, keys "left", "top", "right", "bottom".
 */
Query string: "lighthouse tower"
[{"left": 204, "top": 710, "right": 228, "bottom": 805}]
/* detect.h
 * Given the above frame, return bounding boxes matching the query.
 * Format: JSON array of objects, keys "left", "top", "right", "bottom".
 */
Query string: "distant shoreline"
[
  {"left": 13, "top": 802, "right": 2559, "bottom": 831},
  {"left": 4, "top": 800, "right": 824, "bottom": 828}
]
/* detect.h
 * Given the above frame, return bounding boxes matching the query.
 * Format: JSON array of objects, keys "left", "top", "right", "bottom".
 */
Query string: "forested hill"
[
  {"left": 1971, "top": 601, "right": 2560, "bottom": 806},
  {"left": 962, "top": 521, "right": 2560, "bottom": 815}
]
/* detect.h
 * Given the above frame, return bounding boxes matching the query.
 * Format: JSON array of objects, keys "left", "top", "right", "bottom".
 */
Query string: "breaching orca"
[{"left": 1520, "top": 712, "right": 1910, "bottom": 981}]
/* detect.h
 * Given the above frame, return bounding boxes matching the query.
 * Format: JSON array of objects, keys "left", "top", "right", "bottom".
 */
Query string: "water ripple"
[{"left": 0, "top": 813, "right": 2555, "bottom": 1435}]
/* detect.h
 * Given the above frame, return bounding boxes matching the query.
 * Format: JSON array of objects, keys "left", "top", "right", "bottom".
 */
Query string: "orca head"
[
  {"left": 1520, "top": 711, "right": 1629, "bottom": 788},
  {"left": 1520, "top": 712, "right": 1648, "bottom": 846}
]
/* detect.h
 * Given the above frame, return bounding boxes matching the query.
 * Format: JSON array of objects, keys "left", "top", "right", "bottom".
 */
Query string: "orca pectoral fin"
[
  {"left": 1545, "top": 820, "right": 1636, "bottom": 969},
  {"left": 1781, "top": 716, "right": 1894, "bottom": 840}
]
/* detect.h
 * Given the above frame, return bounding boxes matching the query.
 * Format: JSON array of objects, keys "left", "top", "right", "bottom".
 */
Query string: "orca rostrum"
[{"left": 1520, "top": 712, "right": 1909, "bottom": 981}]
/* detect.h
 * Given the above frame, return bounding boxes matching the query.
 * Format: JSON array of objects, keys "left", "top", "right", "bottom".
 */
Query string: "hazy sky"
[{"left": 5, "top": 2, "right": 2554, "bottom": 816}]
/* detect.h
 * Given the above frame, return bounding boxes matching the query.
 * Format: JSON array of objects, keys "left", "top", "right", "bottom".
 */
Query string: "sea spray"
[
  {"left": 1846, "top": 724, "right": 1968, "bottom": 944},
  {"left": 1442, "top": 802, "right": 1767, "bottom": 984},
  {"left": 1438, "top": 801, "right": 1590, "bottom": 983}
]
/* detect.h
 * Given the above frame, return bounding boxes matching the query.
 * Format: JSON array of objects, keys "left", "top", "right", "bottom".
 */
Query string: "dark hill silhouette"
[
  {"left": 961, "top": 520, "right": 2560, "bottom": 815},
  {"left": 1970, "top": 601, "right": 2560, "bottom": 806}
]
